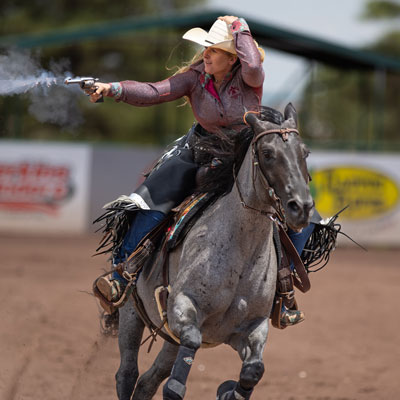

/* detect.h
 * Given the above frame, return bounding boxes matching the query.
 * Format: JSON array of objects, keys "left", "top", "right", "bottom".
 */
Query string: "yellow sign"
[{"left": 310, "top": 166, "right": 400, "bottom": 220}]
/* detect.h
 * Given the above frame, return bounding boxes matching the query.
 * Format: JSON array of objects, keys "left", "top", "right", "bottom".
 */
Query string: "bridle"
[
  {"left": 234, "top": 126, "right": 300, "bottom": 228},
  {"left": 235, "top": 121, "right": 312, "bottom": 293}
]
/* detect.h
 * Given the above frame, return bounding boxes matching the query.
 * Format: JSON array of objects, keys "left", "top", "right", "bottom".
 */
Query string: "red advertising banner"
[
  {"left": 0, "top": 161, "right": 73, "bottom": 214},
  {"left": 0, "top": 142, "right": 91, "bottom": 234}
]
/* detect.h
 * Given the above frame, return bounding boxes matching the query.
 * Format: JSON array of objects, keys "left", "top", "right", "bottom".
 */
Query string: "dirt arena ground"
[{"left": 1, "top": 233, "right": 399, "bottom": 400}]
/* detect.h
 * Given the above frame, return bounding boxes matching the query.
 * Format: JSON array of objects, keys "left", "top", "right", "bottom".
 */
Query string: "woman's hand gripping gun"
[{"left": 64, "top": 77, "right": 104, "bottom": 102}]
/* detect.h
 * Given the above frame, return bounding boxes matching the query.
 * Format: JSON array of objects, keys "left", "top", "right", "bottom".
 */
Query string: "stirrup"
[
  {"left": 97, "top": 276, "right": 124, "bottom": 301},
  {"left": 271, "top": 291, "right": 304, "bottom": 329},
  {"left": 280, "top": 307, "right": 305, "bottom": 328},
  {"left": 96, "top": 276, "right": 124, "bottom": 314}
]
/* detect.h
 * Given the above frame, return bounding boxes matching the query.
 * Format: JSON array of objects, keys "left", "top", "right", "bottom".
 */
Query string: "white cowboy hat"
[{"left": 182, "top": 19, "right": 236, "bottom": 54}]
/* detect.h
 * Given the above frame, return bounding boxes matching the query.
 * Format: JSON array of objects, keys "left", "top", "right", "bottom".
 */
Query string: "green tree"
[
  {"left": 299, "top": 0, "right": 400, "bottom": 152},
  {"left": 361, "top": 0, "right": 400, "bottom": 19},
  {"left": 0, "top": 0, "right": 204, "bottom": 145}
]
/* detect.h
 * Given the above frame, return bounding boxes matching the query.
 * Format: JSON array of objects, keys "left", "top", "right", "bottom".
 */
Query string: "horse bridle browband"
[
  {"left": 253, "top": 127, "right": 299, "bottom": 143},
  {"left": 242, "top": 110, "right": 299, "bottom": 142}
]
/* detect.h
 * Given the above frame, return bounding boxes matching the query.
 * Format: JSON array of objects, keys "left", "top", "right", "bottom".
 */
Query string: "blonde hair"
[
  {"left": 165, "top": 50, "right": 204, "bottom": 107},
  {"left": 173, "top": 49, "right": 204, "bottom": 76},
  {"left": 253, "top": 41, "right": 265, "bottom": 62}
]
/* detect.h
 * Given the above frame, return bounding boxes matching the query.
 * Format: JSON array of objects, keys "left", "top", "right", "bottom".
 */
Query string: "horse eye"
[{"left": 262, "top": 148, "right": 275, "bottom": 160}]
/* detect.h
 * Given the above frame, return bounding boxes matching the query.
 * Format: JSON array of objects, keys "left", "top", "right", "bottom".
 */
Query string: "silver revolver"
[{"left": 64, "top": 77, "right": 104, "bottom": 102}]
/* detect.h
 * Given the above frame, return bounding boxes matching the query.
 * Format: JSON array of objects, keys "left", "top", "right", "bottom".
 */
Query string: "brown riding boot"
[
  {"left": 272, "top": 266, "right": 305, "bottom": 329},
  {"left": 96, "top": 274, "right": 125, "bottom": 314},
  {"left": 94, "top": 238, "right": 156, "bottom": 314},
  {"left": 280, "top": 305, "right": 305, "bottom": 328}
]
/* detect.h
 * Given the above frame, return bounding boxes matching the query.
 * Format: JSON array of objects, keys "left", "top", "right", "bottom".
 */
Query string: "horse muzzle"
[{"left": 285, "top": 195, "right": 315, "bottom": 230}]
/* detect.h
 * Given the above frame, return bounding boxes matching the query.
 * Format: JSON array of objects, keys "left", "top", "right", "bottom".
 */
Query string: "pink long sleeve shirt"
[{"left": 108, "top": 19, "right": 264, "bottom": 134}]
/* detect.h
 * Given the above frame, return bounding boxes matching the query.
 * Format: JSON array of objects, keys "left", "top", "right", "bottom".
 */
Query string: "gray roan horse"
[{"left": 116, "top": 103, "right": 314, "bottom": 400}]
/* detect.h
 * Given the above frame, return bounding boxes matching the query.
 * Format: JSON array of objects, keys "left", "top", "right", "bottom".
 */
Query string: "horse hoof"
[
  {"left": 217, "top": 380, "right": 254, "bottom": 400},
  {"left": 216, "top": 380, "right": 236, "bottom": 400}
]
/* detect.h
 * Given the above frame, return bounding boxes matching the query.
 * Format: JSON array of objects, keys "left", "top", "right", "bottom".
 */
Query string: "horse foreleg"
[
  {"left": 217, "top": 318, "right": 269, "bottom": 400},
  {"left": 116, "top": 299, "right": 145, "bottom": 400},
  {"left": 132, "top": 341, "right": 178, "bottom": 400},
  {"left": 163, "top": 293, "right": 202, "bottom": 400}
]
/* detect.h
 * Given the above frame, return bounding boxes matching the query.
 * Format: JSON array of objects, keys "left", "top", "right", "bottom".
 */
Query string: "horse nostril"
[
  {"left": 304, "top": 199, "right": 315, "bottom": 215},
  {"left": 287, "top": 198, "right": 314, "bottom": 218},
  {"left": 287, "top": 199, "right": 301, "bottom": 214}
]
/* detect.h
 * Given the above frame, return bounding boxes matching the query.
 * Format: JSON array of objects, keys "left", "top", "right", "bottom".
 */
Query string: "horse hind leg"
[
  {"left": 217, "top": 318, "right": 269, "bottom": 400},
  {"left": 131, "top": 340, "right": 178, "bottom": 400},
  {"left": 116, "top": 299, "right": 145, "bottom": 400}
]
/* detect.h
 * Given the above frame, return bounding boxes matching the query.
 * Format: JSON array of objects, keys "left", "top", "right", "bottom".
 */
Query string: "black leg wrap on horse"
[
  {"left": 163, "top": 378, "right": 186, "bottom": 400},
  {"left": 163, "top": 346, "right": 196, "bottom": 400},
  {"left": 216, "top": 380, "right": 253, "bottom": 400}
]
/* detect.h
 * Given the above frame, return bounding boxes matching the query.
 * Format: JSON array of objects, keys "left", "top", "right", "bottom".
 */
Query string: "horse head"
[{"left": 244, "top": 103, "right": 314, "bottom": 231}]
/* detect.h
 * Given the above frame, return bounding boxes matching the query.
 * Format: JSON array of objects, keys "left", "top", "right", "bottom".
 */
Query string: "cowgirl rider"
[{"left": 90, "top": 16, "right": 310, "bottom": 328}]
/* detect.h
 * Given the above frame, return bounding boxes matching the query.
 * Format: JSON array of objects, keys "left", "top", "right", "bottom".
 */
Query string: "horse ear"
[
  {"left": 284, "top": 103, "right": 297, "bottom": 126},
  {"left": 244, "top": 110, "right": 260, "bottom": 127}
]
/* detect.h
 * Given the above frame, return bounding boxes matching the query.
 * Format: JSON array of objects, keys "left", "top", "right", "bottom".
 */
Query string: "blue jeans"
[
  {"left": 112, "top": 210, "right": 165, "bottom": 282},
  {"left": 279, "top": 223, "right": 315, "bottom": 311},
  {"left": 287, "top": 223, "right": 315, "bottom": 271}
]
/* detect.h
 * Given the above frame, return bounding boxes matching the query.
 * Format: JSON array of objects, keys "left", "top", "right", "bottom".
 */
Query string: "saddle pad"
[{"left": 166, "top": 192, "right": 216, "bottom": 251}]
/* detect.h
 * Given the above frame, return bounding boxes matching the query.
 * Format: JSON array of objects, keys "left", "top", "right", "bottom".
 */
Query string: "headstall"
[{"left": 235, "top": 126, "right": 300, "bottom": 227}]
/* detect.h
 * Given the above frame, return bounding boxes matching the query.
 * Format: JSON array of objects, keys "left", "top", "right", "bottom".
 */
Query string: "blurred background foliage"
[
  {"left": 0, "top": 0, "right": 203, "bottom": 146},
  {"left": 300, "top": 0, "right": 400, "bottom": 151},
  {"left": 0, "top": 0, "right": 399, "bottom": 151}
]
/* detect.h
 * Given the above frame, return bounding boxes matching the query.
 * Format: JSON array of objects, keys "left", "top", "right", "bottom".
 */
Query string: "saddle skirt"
[
  {"left": 111, "top": 191, "right": 218, "bottom": 282},
  {"left": 166, "top": 192, "right": 216, "bottom": 251}
]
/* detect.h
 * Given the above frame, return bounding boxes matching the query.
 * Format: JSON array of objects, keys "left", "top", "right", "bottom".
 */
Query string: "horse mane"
[{"left": 195, "top": 106, "right": 284, "bottom": 195}]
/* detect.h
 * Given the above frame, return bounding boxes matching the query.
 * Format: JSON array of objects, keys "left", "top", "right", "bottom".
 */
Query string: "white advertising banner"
[
  {"left": 0, "top": 141, "right": 92, "bottom": 234},
  {"left": 307, "top": 151, "right": 400, "bottom": 246}
]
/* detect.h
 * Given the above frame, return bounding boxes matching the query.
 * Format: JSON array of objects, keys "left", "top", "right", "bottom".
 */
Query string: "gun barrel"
[{"left": 64, "top": 77, "right": 99, "bottom": 85}]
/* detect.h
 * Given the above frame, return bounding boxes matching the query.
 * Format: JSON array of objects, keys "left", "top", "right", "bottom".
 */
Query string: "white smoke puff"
[
  {"left": 0, "top": 50, "right": 43, "bottom": 95},
  {"left": 28, "top": 84, "right": 84, "bottom": 129},
  {"left": 0, "top": 49, "right": 84, "bottom": 129},
  {"left": 0, "top": 49, "right": 42, "bottom": 80}
]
